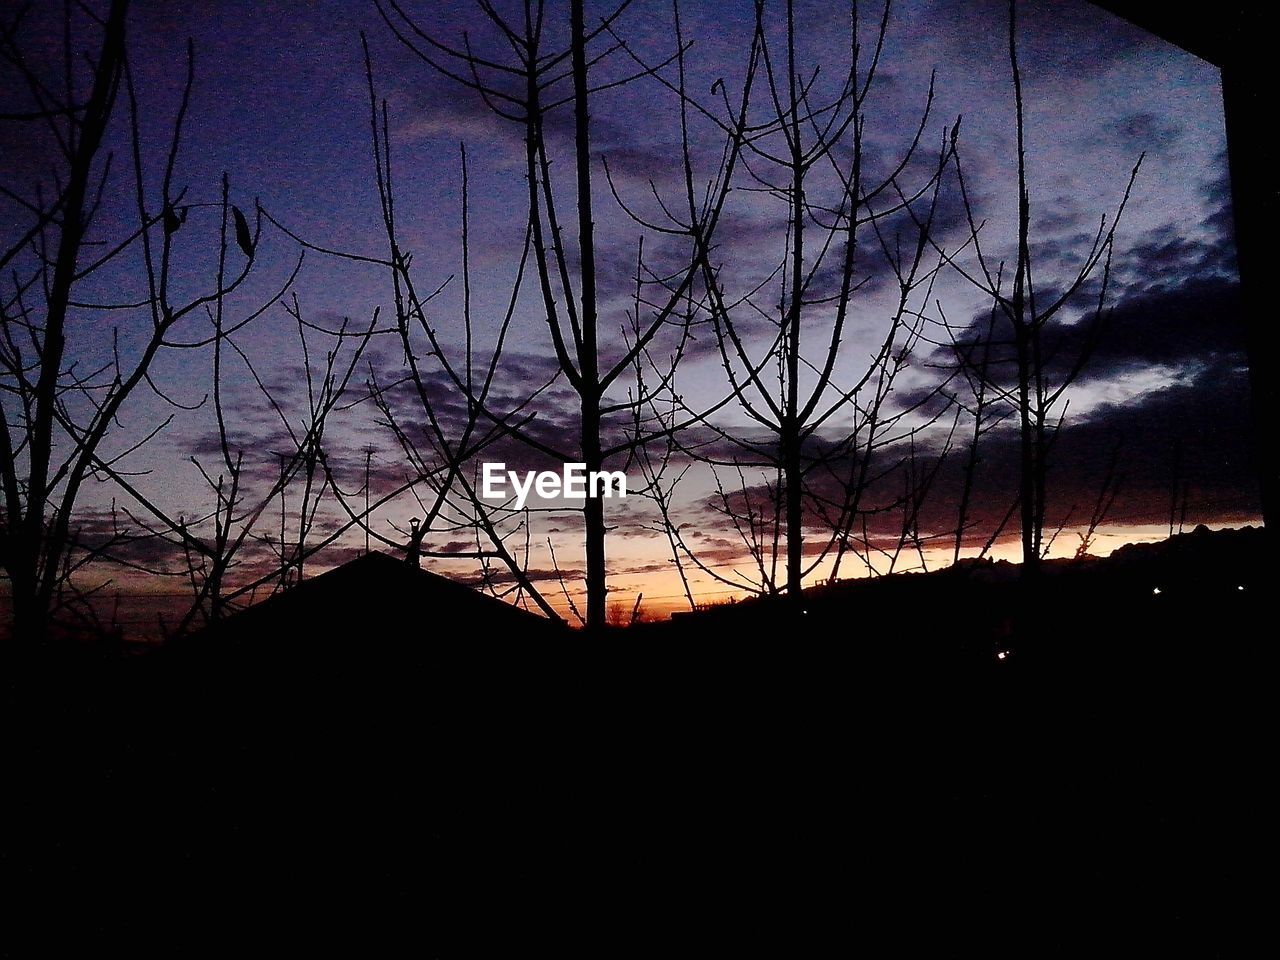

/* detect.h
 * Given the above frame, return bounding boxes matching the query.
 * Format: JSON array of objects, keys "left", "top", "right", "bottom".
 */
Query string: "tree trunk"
[
  {"left": 7, "top": 0, "right": 129, "bottom": 648},
  {"left": 1015, "top": 323, "right": 1040, "bottom": 579},
  {"left": 570, "top": 0, "right": 606, "bottom": 630},
  {"left": 784, "top": 7, "right": 804, "bottom": 606},
  {"left": 784, "top": 426, "right": 803, "bottom": 606},
  {"left": 582, "top": 398, "right": 607, "bottom": 631}
]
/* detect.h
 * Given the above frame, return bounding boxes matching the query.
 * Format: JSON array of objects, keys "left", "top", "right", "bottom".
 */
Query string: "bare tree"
[
  {"left": 372, "top": 0, "right": 756, "bottom": 628},
  {"left": 936, "top": 0, "right": 1142, "bottom": 578},
  {"left": 0, "top": 2, "right": 288, "bottom": 647},
  {"left": 646, "top": 0, "right": 958, "bottom": 604},
  {"left": 248, "top": 31, "right": 586, "bottom": 625},
  {"left": 96, "top": 280, "right": 381, "bottom": 635}
]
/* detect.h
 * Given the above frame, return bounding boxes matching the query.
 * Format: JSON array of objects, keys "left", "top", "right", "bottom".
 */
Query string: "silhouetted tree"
[
  {"left": 0, "top": 2, "right": 285, "bottom": 646},
  {"left": 371, "top": 0, "right": 756, "bottom": 628},
  {"left": 98, "top": 281, "right": 381, "bottom": 634},
  {"left": 645, "top": 0, "right": 958, "bottom": 601},
  {"left": 936, "top": 0, "right": 1142, "bottom": 577}
]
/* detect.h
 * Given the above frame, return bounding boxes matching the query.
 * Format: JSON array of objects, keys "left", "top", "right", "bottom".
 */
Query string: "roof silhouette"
[{"left": 185, "top": 551, "right": 564, "bottom": 658}]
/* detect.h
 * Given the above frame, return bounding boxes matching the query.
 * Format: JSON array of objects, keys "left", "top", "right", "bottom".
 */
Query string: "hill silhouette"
[{"left": 655, "top": 524, "right": 1267, "bottom": 670}]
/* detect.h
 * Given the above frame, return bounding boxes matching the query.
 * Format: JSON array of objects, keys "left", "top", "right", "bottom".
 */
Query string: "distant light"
[
  {"left": 1238, "top": 585, "right": 1245, "bottom": 591},
  {"left": 997, "top": 651, "right": 1008, "bottom": 660},
  {"left": 1152, "top": 587, "right": 1161, "bottom": 595},
  {"left": 802, "top": 609, "right": 809, "bottom": 615}
]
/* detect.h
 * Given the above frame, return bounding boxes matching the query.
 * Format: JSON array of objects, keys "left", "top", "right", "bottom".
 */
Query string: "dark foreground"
[{"left": 5, "top": 529, "right": 1269, "bottom": 953}]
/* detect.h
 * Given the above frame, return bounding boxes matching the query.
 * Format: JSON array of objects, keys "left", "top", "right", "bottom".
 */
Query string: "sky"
[{"left": 0, "top": 0, "right": 1257, "bottom": 629}]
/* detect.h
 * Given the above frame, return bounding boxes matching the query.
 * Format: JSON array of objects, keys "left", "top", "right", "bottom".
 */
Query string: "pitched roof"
[{"left": 184, "top": 551, "right": 564, "bottom": 658}]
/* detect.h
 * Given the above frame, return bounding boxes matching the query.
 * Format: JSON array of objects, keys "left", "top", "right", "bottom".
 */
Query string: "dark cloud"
[
  {"left": 1200, "top": 157, "right": 1235, "bottom": 239},
  {"left": 1114, "top": 111, "right": 1183, "bottom": 152},
  {"left": 67, "top": 510, "right": 189, "bottom": 575},
  {"left": 1118, "top": 229, "right": 1237, "bottom": 287},
  {"left": 676, "top": 316, "right": 1257, "bottom": 569},
  {"left": 1079, "top": 277, "right": 1243, "bottom": 381},
  {"left": 455, "top": 566, "right": 585, "bottom": 587},
  {"left": 923, "top": 273, "right": 1246, "bottom": 396},
  {"left": 1032, "top": 200, "right": 1089, "bottom": 235},
  {"left": 915, "top": 175, "right": 1243, "bottom": 410},
  {"left": 938, "top": 354, "right": 1259, "bottom": 540}
]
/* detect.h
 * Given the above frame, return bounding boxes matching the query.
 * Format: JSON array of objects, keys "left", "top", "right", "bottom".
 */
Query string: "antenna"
[{"left": 362, "top": 445, "right": 377, "bottom": 555}]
